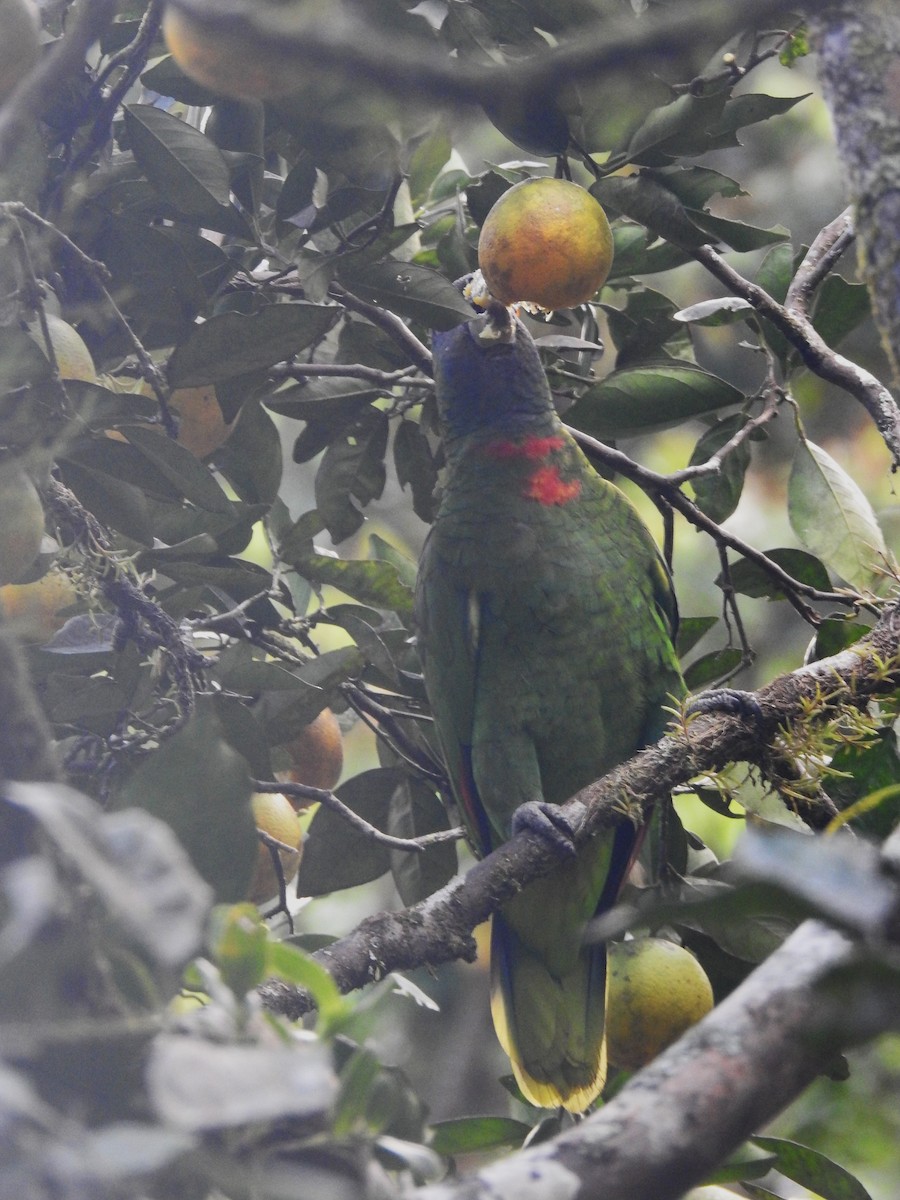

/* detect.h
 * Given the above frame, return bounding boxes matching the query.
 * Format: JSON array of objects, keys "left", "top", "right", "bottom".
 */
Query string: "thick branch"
[
  {"left": 258, "top": 601, "right": 900, "bottom": 1018},
  {"left": 169, "top": 0, "right": 827, "bottom": 111},
  {"left": 416, "top": 921, "right": 860, "bottom": 1200}
]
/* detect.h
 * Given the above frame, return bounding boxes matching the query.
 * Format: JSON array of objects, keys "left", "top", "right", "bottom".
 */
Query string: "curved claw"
[
  {"left": 511, "top": 800, "right": 584, "bottom": 858},
  {"left": 687, "top": 687, "right": 764, "bottom": 724}
]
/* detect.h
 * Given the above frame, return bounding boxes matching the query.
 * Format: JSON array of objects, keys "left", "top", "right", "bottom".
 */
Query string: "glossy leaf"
[
  {"left": 315, "top": 407, "right": 389, "bottom": 542},
  {"left": 788, "top": 439, "right": 888, "bottom": 589},
  {"left": 124, "top": 104, "right": 232, "bottom": 217},
  {"left": 689, "top": 415, "right": 751, "bottom": 522},
  {"left": 298, "top": 768, "right": 405, "bottom": 895},
  {"left": 430, "top": 1116, "right": 531, "bottom": 1156},
  {"left": 168, "top": 304, "right": 338, "bottom": 387},
  {"left": 724, "top": 548, "right": 831, "bottom": 600},
  {"left": 389, "top": 776, "right": 457, "bottom": 906},
  {"left": 336, "top": 260, "right": 473, "bottom": 330},
  {"left": 566, "top": 363, "right": 743, "bottom": 438},
  {"left": 751, "top": 1136, "right": 873, "bottom": 1200}
]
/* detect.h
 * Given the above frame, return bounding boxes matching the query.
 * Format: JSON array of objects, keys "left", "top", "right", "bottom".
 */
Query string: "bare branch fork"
[{"left": 258, "top": 599, "right": 900, "bottom": 1019}]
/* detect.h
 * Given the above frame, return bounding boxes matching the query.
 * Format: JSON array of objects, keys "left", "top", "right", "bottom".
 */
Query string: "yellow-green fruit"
[
  {"left": 0, "top": 0, "right": 40, "bottom": 100},
  {"left": 247, "top": 791, "right": 304, "bottom": 905},
  {"left": 162, "top": 5, "right": 305, "bottom": 99},
  {"left": 477, "top": 177, "right": 614, "bottom": 310},
  {"left": 606, "top": 938, "right": 714, "bottom": 1071},
  {"left": 0, "top": 465, "right": 44, "bottom": 586},
  {"left": 281, "top": 707, "right": 344, "bottom": 797},
  {"left": 0, "top": 568, "right": 78, "bottom": 642},
  {"left": 29, "top": 313, "right": 98, "bottom": 383}
]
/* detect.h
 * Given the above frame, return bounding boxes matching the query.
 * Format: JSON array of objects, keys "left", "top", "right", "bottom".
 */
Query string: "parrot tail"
[{"left": 489, "top": 912, "right": 609, "bottom": 1112}]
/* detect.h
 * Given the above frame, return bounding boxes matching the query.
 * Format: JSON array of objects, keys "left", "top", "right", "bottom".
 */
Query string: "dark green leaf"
[
  {"left": 394, "top": 418, "right": 438, "bottom": 523},
  {"left": 811, "top": 274, "right": 871, "bottom": 349},
  {"left": 336, "top": 260, "right": 473, "bottom": 330},
  {"left": 607, "top": 225, "right": 694, "bottom": 280},
  {"left": 57, "top": 457, "right": 154, "bottom": 546},
  {"left": 315, "top": 408, "right": 389, "bottom": 542},
  {"left": 121, "top": 425, "right": 232, "bottom": 513},
  {"left": 429, "top": 1116, "right": 531, "bottom": 1156},
  {"left": 675, "top": 615, "right": 718, "bottom": 657},
  {"left": 683, "top": 647, "right": 743, "bottom": 689},
  {"left": 625, "top": 92, "right": 729, "bottom": 162},
  {"left": 828, "top": 731, "right": 900, "bottom": 841},
  {"left": 215, "top": 398, "right": 283, "bottom": 504},
  {"left": 711, "top": 92, "right": 810, "bottom": 141},
  {"left": 592, "top": 174, "right": 709, "bottom": 249},
  {"left": 751, "top": 1136, "right": 873, "bottom": 1200},
  {"left": 140, "top": 55, "right": 222, "bottom": 106},
  {"left": 482, "top": 87, "right": 570, "bottom": 156},
  {"left": 123, "top": 104, "right": 232, "bottom": 218},
  {"left": 389, "top": 777, "right": 457, "bottom": 905},
  {"left": 686, "top": 209, "right": 788, "bottom": 252},
  {"left": 298, "top": 768, "right": 405, "bottom": 895},
  {"left": 567, "top": 364, "right": 743, "bottom": 439},
  {"left": 724, "top": 548, "right": 832, "bottom": 599},
  {"left": 735, "top": 826, "right": 897, "bottom": 938},
  {"left": 116, "top": 703, "right": 256, "bottom": 903},
  {"left": 168, "top": 304, "right": 338, "bottom": 387},
  {"left": 689, "top": 414, "right": 752, "bottom": 522}
]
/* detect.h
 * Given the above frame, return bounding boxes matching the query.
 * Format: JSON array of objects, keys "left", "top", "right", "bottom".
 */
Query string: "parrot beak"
[{"left": 472, "top": 302, "right": 517, "bottom": 345}]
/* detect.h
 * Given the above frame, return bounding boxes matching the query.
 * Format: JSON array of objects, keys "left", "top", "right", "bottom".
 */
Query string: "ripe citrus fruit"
[
  {"left": 0, "top": 0, "right": 40, "bottom": 101},
  {"left": 28, "top": 313, "right": 98, "bottom": 383},
  {"left": 106, "top": 381, "right": 235, "bottom": 459},
  {"left": 606, "top": 938, "right": 714, "bottom": 1071},
  {"left": 477, "top": 177, "right": 614, "bottom": 310},
  {"left": 247, "top": 791, "right": 304, "bottom": 905},
  {"left": 280, "top": 707, "right": 344, "bottom": 796},
  {"left": 0, "top": 464, "right": 45, "bottom": 586},
  {"left": 162, "top": 5, "right": 305, "bottom": 99},
  {"left": 0, "top": 567, "right": 77, "bottom": 642}
]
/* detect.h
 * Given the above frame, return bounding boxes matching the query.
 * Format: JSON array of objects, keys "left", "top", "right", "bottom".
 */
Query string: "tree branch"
[
  {"left": 692, "top": 242, "right": 900, "bottom": 468},
  {"left": 258, "top": 600, "right": 900, "bottom": 1018}
]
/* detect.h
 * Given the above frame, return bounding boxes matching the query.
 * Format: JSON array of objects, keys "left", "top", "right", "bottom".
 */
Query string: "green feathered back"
[{"left": 415, "top": 315, "right": 683, "bottom": 1110}]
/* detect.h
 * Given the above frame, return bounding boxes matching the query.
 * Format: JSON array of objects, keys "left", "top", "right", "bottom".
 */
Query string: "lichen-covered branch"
[{"left": 258, "top": 600, "right": 900, "bottom": 1019}]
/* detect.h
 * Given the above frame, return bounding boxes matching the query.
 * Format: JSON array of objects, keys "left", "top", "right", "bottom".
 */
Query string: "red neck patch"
[
  {"left": 481, "top": 435, "right": 580, "bottom": 506},
  {"left": 526, "top": 466, "right": 581, "bottom": 505}
]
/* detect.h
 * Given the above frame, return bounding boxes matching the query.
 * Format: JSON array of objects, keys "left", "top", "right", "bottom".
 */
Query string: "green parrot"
[{"left": 414, "top": 307, "right": 685, "bottom": 1111}]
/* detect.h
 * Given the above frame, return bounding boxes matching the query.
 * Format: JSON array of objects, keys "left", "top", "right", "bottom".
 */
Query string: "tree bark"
[{"left": 814, "top": 1, "right": 900, "bottom": 386}]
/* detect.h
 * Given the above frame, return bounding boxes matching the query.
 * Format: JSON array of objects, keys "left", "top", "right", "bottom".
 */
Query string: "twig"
[
  {"left": 784, "top": 205, "right": 855, "bottom": 318},
  {"left": 693, "top": 243, "right": 900, "bottom": 468},
  {"left": 252, "top": 777, "right": 459, "bottom": 852},
  {"left": 329, "top": 283, "right": 433, "bottom": 375},
  {"left": 272, "top": 362, "right": 425, "bottom": 388}
]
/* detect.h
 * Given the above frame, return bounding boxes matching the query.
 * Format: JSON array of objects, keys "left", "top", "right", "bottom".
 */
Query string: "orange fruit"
[
  {"left": 162, "top": 4, "right": 306, "bottom": 100},
  {"left": 247, "top": 791, "right": 304, "bottom": 905},
  {"left": 0, "top": 464, "right": 45, "bottom": 586},
  {"left": 606, "top": 938, "right": 714, "bottom": 1071},
  {"left": 0, "top": 568, "right": 78, "bottom": 642},
  {"left": 477, "top": 177, "right": 614, "bottom": 310},
  {"left": 106, "top": 381, "right": 235, "bottom": 459},
  {"left": 280, "top": 707, "right": 343, "bottom": 797},
  {"left": 169, "top": 385, "right": 235, "bottom": 458}
]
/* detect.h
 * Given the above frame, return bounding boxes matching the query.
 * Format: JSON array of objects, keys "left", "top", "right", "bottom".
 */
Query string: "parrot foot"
[
  {"left": 511, "top": 800, "right": 584, "bottom": 858},
  {"left": 687, "top": 688, "right": 764, "bottom": 724}
]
